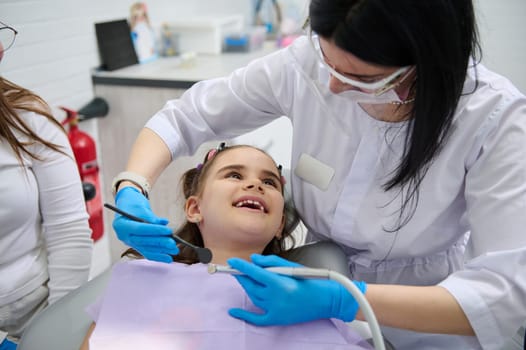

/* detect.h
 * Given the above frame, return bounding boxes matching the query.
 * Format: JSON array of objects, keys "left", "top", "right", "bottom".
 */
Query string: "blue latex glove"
[
  {"left": 227, "top": 254, "right": 367, "bottom": 326},
  {"left": 0, "top": 338, "right": 17, "bottom": 350},
  {"left": 113, "top": 187, "right": 179, "bottom": 262}
]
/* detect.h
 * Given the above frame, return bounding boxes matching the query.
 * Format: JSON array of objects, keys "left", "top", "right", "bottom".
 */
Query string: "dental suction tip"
[{"left": 207, "top": 264, "right": 218, "bottom": 274}]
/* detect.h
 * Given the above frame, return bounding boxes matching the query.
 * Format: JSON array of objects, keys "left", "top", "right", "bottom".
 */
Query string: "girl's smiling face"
[{"left": 185, "top": 146, "right": 285, "bottom": 263}]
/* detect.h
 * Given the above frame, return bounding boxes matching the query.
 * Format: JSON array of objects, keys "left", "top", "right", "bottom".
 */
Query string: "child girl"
[{"left": 80, "top": 144, "right": 371, "bottom": 350}]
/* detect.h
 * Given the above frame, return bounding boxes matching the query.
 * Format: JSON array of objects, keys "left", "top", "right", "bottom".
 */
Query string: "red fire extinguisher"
[{"left": 61, "top": 102, "right": 106, "bottom": 241}]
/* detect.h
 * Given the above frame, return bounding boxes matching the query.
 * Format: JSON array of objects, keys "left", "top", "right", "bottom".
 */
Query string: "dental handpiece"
[{"left": 207, "top": 264, "right": 331, "bottom": 279}]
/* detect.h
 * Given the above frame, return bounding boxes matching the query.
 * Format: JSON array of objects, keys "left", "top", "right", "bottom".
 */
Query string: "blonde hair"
[
  {"left": 0, "top": 77, "right": 66, "bottom": 165},
  {"left": 130, "top": 2, "right": 150, "bottom": 28}
]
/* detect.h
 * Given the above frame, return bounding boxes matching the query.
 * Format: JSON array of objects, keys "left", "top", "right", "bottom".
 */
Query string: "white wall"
[
  {"left": 0, "top": 0, "right": 253, "bottom": 109},
  {"left": 475, "top": 0, "right": 526, "bottom": 93}
]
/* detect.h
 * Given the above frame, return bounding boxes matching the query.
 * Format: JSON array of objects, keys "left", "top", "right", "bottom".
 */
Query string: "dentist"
[{"left": 111, "top": 1, "right": 526, "bottom": 349}]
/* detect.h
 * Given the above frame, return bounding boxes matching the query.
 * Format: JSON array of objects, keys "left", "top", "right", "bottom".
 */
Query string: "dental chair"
[
  {"left": 17, "top": 241, "right": 390, "bottom": 350},
  {"left": 17, "top": 269, "right": 111, "bottom": 350}
]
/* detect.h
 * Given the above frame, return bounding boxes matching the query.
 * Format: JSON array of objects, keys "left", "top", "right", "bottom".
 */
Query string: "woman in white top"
[
  {"left": 0, "top": 21, "right": 92, "bottom": 345},
  {"left": 110, "top": 1, "right": 526, "bottom": 349}
]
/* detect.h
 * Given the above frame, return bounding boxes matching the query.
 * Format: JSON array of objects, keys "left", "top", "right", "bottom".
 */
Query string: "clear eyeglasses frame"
[
  {"left": 307, "top": 27, "right": 413, "bottom": 96},
  {"left": 0, "top": 21, "right": 18, "bottom": 54}
]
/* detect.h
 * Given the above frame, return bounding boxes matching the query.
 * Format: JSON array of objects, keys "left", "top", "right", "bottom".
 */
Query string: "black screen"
[{"left": 95, "top": 19, "right": 138, "bottom": 71}]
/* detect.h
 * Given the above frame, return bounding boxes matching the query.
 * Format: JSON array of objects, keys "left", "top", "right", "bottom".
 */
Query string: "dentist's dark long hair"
[{"left": 310, "top": 0, "right": 481, "bottom": 230}]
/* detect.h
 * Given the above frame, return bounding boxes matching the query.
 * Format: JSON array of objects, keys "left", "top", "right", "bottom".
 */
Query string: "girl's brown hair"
[
  {"left": 125, "top": 144, "right": 300, "bottom": 264},
  {"left": 0, "top": 77, "right": 67, "bottom": 165}
]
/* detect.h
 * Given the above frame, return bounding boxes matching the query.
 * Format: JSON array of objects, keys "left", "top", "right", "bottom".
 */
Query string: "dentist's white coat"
[{"left": 146, "top": 36, "right": 526, "bottom": 349}]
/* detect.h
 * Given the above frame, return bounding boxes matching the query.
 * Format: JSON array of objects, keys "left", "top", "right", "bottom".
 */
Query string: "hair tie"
[
  {"left": 205, "top": 142, "right": 227, "bottom": 162},
  {"left": 206, "top": 149, "right": 218, "bottom": 161},
  {"left": 276, "top": 164, "right": 286, "bottom": 185}
]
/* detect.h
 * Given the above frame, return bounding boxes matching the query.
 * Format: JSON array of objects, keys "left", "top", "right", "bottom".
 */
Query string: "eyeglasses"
[
  {"left": 307, "top": 27, "right": 412, "bottom": 96},
  {"left": 0, "top": 21, "right": 18, "bottom": 54}
]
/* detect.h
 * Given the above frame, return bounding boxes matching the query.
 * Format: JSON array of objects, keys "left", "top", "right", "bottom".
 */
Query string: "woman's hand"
[
  {"left": 227, "top": 254, "right": 367, "bottom": 326},
  {"left": 0, "top": 338, "right": 17, "bottom": 350},
  {"left": 113, "top": 187, "right": 179, "bottom": 262}
]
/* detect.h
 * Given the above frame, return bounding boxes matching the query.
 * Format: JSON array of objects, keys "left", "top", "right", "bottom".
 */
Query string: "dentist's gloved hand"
[
  {"left": 0, "top": 338, "right": 17, "bottom": 350},
  {"left": 227, "top": 254, "right": 367, "bottom": 326},
  {"left": 113, "top": 187, "right": 179, "bottom": 263}
]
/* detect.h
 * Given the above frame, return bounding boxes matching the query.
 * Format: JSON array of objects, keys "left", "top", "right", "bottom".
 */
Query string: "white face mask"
[{"left": 340, "top": 88, "right": 413, "bottom": 122}]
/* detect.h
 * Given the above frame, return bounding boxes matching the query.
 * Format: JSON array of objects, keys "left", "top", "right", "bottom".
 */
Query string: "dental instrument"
[
  {"left": 104, "top": 203, "right": 213, "bottom": 263},
  {"left": 208, "top": 263, "right": 386, "bottom": 350}
]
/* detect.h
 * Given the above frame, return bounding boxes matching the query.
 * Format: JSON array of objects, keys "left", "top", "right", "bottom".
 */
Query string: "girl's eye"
[
  {"left": 226, "top": 171, "right": 242, "bottom": 179},
  {"left": 263, "top": 178, "right": 278, "bottom": 188}
]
